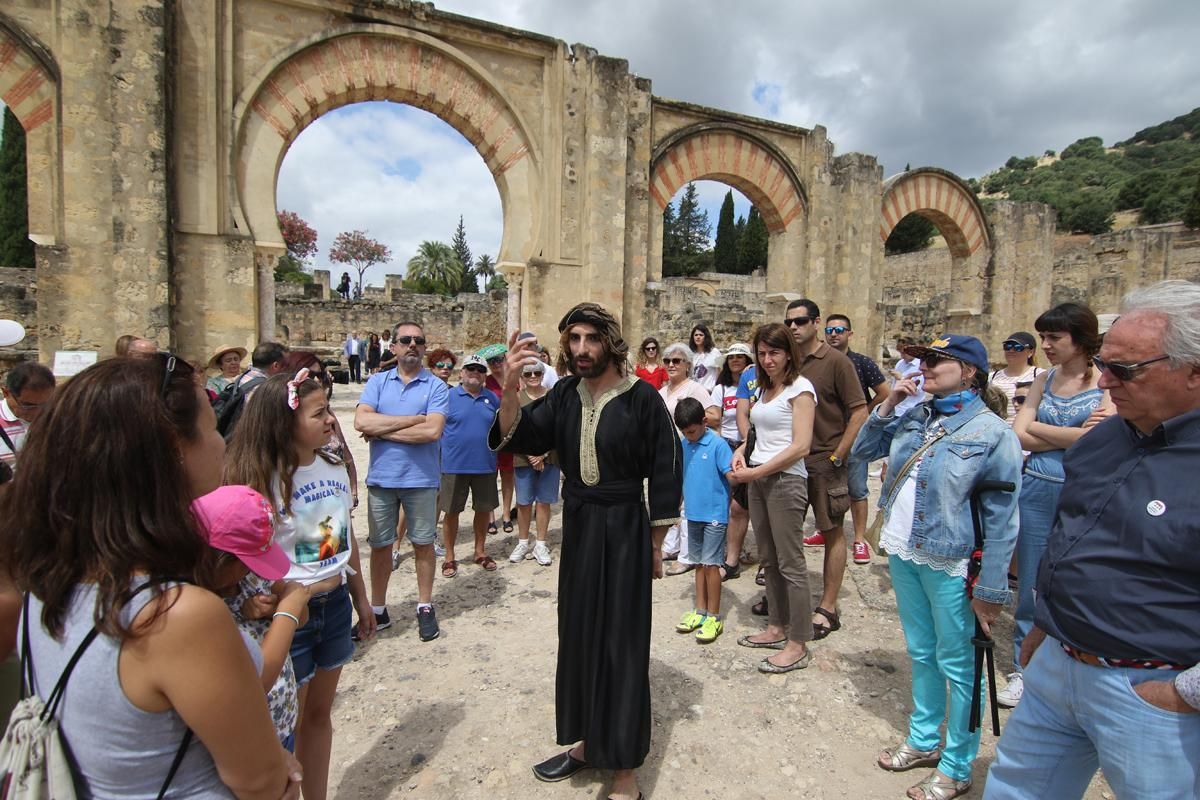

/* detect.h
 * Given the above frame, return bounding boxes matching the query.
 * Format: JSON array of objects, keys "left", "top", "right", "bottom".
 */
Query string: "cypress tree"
[
  {"left": 0, "top": 108, "right": 34, "bottom": 268},
  {"left": 737, "top": 207, "right": 768, "bottom": 273},
  {"left": 450, "top": 216, "right": 475, "bottom": 292},
  {"left": 713, "top": 190, "right": 739, "bottom": 273}
]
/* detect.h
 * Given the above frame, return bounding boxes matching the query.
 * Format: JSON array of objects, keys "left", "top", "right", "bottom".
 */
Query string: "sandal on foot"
[
  {"left": 751, "top": 596, "right": 768, "bottom": 616},
  {"left": 474, "top": 554, "right": 498, "bottom": 571},
  {"left": 720, "top": 562, "right": 741, "bottom": 581},
  {"left": 812, "top": 606, "right": 841, "bottom": 640},
  {"left": 737, "top": 634, "right": 786, "bottom": 650},
  {"left": 755, "top": 565, "right": 767, "bottom": 585},
  {"left": 877, "top": 742, "right": 942, "bottom": 772},
  {"left": 758, "top": 649, "right": 811, "bottom": 673},
  {"left": 502, "top": 519, "right": 514, "bottom": 533},
  {"left": 486, "top": 521, "right": 498, "bottom": 536},
  {"left": 907, "top": 770, "right": 970, "bottom": 800},
  {"left": 441, "top": 560, "right": 458, "bottom": 578}
]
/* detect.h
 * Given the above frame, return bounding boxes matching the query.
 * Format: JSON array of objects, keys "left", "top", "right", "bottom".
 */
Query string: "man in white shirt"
[
  {"left": 345, "top": 330, "right": 364, "bottom": 383},
  {"left": 1, "top": 362, "right": 56, "bottom": 469}
]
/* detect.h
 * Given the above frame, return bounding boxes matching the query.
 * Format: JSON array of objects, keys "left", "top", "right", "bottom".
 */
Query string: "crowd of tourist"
[{"left": 0, "top": 278, "right": 1197, "bottom": 800}]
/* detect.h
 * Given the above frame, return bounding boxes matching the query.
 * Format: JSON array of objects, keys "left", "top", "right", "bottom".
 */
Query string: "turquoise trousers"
[{"left": 889, "top": 554, "right": 982, "bottom": 782}]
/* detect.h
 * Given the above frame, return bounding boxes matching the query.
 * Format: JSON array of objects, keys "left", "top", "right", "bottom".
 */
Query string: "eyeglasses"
[
  {"left": 1091, "top": 354, "right": 1169, "bottom": 381},
  {"left": 824, "top": 326, "right": 849, "bottom": 336},
  {"left": 157, "top": 352, "right": 194, "bottom": 399},
  {"left": 644, "top": 346, "right": 658, "bottom": 352},
  {"left": 464, "top": 365, "right": 487, "bottom": 373},
  {"left": 395, "top": 336, "right": 426, "bottom": 346},
  {"left": 434, "top": 361, "right": 453, "bottom": 369},
  {"left": 663, "top": 358, "right": 685, "bottom": 365},
  {"left": 487, "top": 356, "right": 504, "bottom": 365},
  {"left": 522, "top": 370, "right": 541, "bottom": 378},
  {"left": 1013, "top": 395, "right": 1027, "bottom": 406},
  {"left": 1003, "top": 342, "right": 1032, "bottom": 352},
  {"left": 784, "top": 316, "right": 814, "bottom": 327},
  {"left": 920, "top": 353, "right": 958, "bottom": 369}
]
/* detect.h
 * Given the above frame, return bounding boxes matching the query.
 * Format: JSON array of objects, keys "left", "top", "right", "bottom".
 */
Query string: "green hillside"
[{"left": 972, "top": 107, "right": 1200, "bottom": 234}]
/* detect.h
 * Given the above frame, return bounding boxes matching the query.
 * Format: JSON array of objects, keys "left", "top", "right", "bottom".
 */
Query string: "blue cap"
[{"left": 904, "top": 334, "right": 989, "bottom": 374}]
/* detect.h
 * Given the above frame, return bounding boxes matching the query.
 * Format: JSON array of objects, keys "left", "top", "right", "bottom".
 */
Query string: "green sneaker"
[
  {"left": 695, "top": 616, "right": 724, "bottom": 643},
  {"left": 676, "top": 611, "right": 705, "bottom": 633}
]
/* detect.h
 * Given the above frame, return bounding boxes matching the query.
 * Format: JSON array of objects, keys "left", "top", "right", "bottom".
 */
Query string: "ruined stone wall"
[
  {"left": 0, "top": 268, "right": 37, "bottom": 370},
  {"left": 275, "top": 289, "right": 508, "bottom": 359}
]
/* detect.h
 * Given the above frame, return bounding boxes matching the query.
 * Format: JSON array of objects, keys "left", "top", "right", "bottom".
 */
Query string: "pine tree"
[
  {"left": 662, "top": 201, "right": 682, "bottom": 277},
  {"left": 450, "top": 216, "right": 475, "bottom": 293},
  {"left": 737, "top": 207, "right": 768, "bottom": 273},
  {"left": 713, "top": 190, "right": 739, "bottom": 273},
  {"left": 1183, "top": 174, "right": 1200, "bottom": 230},
  {"left": 0, "top": 108, "right": 34, "bottom": 268},
  {"left": 672, "top": 183, "right": 712, "bottom": 276}
]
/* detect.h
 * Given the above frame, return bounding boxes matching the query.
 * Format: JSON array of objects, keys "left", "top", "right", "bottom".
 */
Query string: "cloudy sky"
[{"left": 277, "top": 0, "right": 1200, "bottom": 287}]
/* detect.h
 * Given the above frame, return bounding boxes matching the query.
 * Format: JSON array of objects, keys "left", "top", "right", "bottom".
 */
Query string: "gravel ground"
[{"left": 324, "top": 393, "right": 1109, "bottom": 799}]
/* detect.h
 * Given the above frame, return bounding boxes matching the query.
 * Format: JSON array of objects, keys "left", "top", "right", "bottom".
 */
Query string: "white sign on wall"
[{"left": 52, "top": 351, "right": 98, "bottom": 377}]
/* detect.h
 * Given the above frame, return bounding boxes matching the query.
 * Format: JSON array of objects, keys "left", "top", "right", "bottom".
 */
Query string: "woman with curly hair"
[{"left": 426, "top": 348, "right": 457, "bottom": 384}]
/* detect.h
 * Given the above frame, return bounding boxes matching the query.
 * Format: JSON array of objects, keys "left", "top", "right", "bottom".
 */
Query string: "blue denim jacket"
[{"left": 851, "top": 394, "right": 1022, "bottom": 605}]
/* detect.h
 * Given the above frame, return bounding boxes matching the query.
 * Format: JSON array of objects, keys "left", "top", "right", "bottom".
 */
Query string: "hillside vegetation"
[{"left": 973, "top": 107, "right": 1200, "bottom": 234}]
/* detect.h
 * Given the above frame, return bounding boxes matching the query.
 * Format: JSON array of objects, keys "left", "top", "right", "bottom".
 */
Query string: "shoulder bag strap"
[
  {"left": 156, "top": 729, "right": 194, "bottom": 800},
  {"left": 878, "top": 425, "right": 949, "bottom": 512},
  {"left": 0, "top": 424, "right": 16, "bottom": 455}
]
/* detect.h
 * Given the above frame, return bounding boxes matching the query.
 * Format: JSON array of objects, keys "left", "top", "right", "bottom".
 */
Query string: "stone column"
[
  {"left": 499, "top": 261, "right": 527, "bottom": 334},
  {"left": 255, "top": 245, "right": 284, "bottom": 341}
]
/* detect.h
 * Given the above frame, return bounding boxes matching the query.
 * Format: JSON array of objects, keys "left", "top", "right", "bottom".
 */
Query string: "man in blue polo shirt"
[
  {"left": 439, "top": 355, "right": 501, "bottom": 577},
  {"left": 354, "top": 321, "right": 449, "bottom": 641}
]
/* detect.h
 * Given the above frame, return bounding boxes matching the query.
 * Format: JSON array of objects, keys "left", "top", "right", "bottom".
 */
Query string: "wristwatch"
[{"left": 829, "top": 454, "right": 844, "bottom": 467}]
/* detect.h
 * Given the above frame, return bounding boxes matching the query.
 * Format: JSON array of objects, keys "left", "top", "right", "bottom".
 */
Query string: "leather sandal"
[
  {"left": 441, "top": 560, "right": 458, "bottom": 578},
  {"left": 812, "top": 606, "right": 841, "bottom": 640},
  {"left": 474, "top": 554, "right": 498, "bottom": 571},
  {"left": 907, "top": 770, "right": 971, "bottom": 800},
  {"left": 877, "top": 742, "right": 942, "bottom": 772},
  {"left": 751, "top": 596, "right": 768, "bottom": 616}
]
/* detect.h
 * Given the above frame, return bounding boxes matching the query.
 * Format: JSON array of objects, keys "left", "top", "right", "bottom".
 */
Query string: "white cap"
[{"left": 0, "top": 320, "right": 26, "bottom": 347}]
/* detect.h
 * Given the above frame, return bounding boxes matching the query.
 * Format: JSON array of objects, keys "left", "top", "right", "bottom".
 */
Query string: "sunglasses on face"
[
  {"left": 1004, "top": 342, "right": 1032, "bottom": 352},
  {"left": 784, "top": 316, "right": 814, "bottom": 327},
  {"left": 1013, "top": 395, "right": 1027, "bottom": 406},
  {"left": 522, "top": 370, "right": 542, "bottom": 378},
  {"left": 464, "top": 365, "right": 487, "bottom": 374},
  {"left": 1091, "top": 354, "right": 1169, "bottom": 382},
  {"left": 487, "top": 357, "right": 504, "bottom": 365},
  {"left": 644, "top": 346, "right": 658, "bottom": 352},
  {"left": 663, "top": 358, "right": 685, "bottom": 365},
  {"left": 824, "top": 326, "right": 849, "bottom": 336},
  {"left": 920, "top": 353, "right": 959, "bottom": 369},
  {"left": 395, "top": 336, "right": 426, "bottom": 346},
  {"left": 434, "top": 361, "right": 453, "bottom": 369}
]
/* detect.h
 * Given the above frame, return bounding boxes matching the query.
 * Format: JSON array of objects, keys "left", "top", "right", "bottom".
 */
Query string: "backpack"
[
  {"left": 212, "top": 370, "right": 267, "bottom": 440},
  {"left": 0, "top": 590, "right": 192, "bottom": 800}
]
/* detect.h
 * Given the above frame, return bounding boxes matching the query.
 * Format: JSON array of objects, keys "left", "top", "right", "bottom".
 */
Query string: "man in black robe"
[{"left": 490, "top": 303, "right": 682, "bottom": 800}]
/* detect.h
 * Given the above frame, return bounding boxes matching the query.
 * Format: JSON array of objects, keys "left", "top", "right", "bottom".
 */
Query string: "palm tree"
[
  {"left": 474, "top": 253, "right": 496, "bottom": 287},
  {"left": 406, "top": 241, "right": 463, "bottom": 294}
]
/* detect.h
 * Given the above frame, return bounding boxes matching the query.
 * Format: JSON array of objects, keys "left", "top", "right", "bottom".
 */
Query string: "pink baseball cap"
[{"left": 191, "top": 485, "right": 290, "bottom": 581}]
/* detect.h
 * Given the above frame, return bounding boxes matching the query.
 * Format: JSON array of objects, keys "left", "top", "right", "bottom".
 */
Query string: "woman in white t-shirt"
[
  {"left": 729, "top": 323, "right": 816, "bottom": 675},
  {"left": 225, "top": 370, "right": 375, "bottom": 800},
  {"left": 707, "top": 343, "right": 753, "bottom": 579},
  {"left": 689, "top": 323, "right": 723, "bottom": 391},
  {"left": 990, "top": 331, "right": 1043, "bottom": 424}
]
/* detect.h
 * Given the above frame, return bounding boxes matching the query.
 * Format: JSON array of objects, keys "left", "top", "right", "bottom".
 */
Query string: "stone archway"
[
  {"left": 0, "top": 17, "right": 59, "bottom": 248},
  {"left": 648, "top": 123, "right": 807, "bottom": 291},
  {"left": 232, "top": 23, "right": 542, "bottom": 335},
  {"left": 880, "top": 168, "right": 993, "bottom": 340}
]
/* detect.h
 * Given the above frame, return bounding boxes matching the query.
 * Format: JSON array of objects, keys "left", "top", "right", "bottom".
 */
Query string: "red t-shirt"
[{"left": 636, "top": 364, "right": 668, "bottom": 390}]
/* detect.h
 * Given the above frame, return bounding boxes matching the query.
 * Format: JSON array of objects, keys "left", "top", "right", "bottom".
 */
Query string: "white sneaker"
[
  {"left": 533, "top": 542, "right": 552, "bottom": 566},
  {"left": 997, "top": 672, "right": 1024, "bottom": 707},
  {"left": 509, "top": 540, "right": 531, "bottom": 563},
  {"left": 433, "top": 541, "right": 445, "bottom": 558}
]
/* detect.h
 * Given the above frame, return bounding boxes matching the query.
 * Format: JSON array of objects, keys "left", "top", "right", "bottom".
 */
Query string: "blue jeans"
[
  {"left": 889, "top": 554, "right": 981, "bottom": 782},
  {"left": 685, "top": 520, "right": 727, "bottom": 566},
  {"left": 847, "top": 453, "right": 870, "bottom": 501},
  {"left": 1012, "top": 474, "right": 1062, "bottom": 672},
  {"left": 985, "top": 640, "right": 1200, "bottom": 799},
  {"left": 289, "top": 585, "right": 355, "bottom": 685}
]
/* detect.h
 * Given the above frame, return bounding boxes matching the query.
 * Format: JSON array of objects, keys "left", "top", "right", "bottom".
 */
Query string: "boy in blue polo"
[{"left": 673, "top": 397, "right": 734, "bottom": 643}]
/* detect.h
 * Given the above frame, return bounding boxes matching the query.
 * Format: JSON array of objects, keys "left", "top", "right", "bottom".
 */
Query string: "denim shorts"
[
  {"left": 515, "top": 464, "right": 561, "bottom": 506},
  {"left": 289, "top": 584, "right": 355, "bottom": 686},
  {"left": 686, "top": 520, "right": 727, "bottom": 566},
  {"left": 847, "top": 454, "right": 870, "bottom": 501},
  {"left": 366, "top": 486, "right": 438, "bottom": 547}
]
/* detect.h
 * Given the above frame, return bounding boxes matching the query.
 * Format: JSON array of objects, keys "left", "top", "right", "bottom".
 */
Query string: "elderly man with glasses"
[{"left": 985, "top": 280, "right": 1200, "bottom": 800}]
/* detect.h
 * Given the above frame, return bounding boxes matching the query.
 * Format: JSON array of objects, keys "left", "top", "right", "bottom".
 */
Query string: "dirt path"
[{"left": 324, "top": 394, "right": 1108, "bottom": 799}]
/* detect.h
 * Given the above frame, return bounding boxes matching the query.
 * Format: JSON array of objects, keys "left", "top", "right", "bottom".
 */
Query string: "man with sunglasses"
[
  {"left": 0, "top": 362, "right": 55, "bottom": 470},
  {"left": 986, "top": 280, "right": 1200, "bottom": 800},
  {"left": 823, "top": 314, "right": 889, "bottom": 565},
  {"left": 355, "top": 321, "right": 449, "bottom": 642},
  {"left": 780, "top": 300, "right": 867, "bottom": 641}
]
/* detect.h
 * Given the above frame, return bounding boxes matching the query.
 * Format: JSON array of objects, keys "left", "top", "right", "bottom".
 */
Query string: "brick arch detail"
[
  {"left": 650, "top": 125, "right": 807, "bottom": 235},
  {"left": 0, "top": 16, "right": 59, "bottom": 243},
  {"left": 233, "top": 24, "right": 541, "bottom": 262},
  {"left": 880, "top": 168, "right": 990, "bottom": 258}
]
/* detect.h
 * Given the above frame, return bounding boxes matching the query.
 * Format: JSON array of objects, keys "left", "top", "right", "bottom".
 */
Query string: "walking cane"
[{"left": 967, "top": 479, "right": 1015, "bottom": 736}]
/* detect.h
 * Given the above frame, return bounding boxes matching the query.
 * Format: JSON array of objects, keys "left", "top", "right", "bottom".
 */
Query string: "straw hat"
[{"left": 207, "top": 345, "right": 247, "bottom": 371}]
